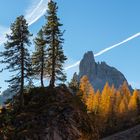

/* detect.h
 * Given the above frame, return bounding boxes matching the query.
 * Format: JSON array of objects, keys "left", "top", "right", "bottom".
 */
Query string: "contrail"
[
  {"left": 94, "top": 32, "right": 140, "bottom": 57},
  {"left": 0, "top": 0, "right": 49, "bottom": 46},
  {"left": 65, "top": 61, "right": 81, "bottom": 71},
  {"left": 25, "top": 0, "right": 48, "bottom": 26},
  {"left": 65, "top": 32, "right": 140, "bottom": 70}
]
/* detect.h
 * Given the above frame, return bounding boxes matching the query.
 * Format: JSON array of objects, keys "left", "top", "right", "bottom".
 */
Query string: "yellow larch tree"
[
  {"left": 93, "top": 90, "right": 101, "bottom": 114},
  {"left": 106, "top": 85, "right": 117, "bottom": 129},
  {"left": 100, "top": 82, "right": 111, "bottom": 117},
  {"left": 109, "top": 85, "right": 116, "bottom": 113},
  {"left": 128, "top": 90, "right": 139, "bottom": 113},
  {"left": 86, "top": 86, "right": 95, "bottom": 112},
  {"left": 120, "top": 81, "right": 131, "bottom": 104},
  {"left": 114, "top": 90, "right": 122, "bottom": 116},
  {"left": 79, "top": 75, "right": 92, "bottom": 104},
  {"left": 118, "top": 96, "right": 128, "bottom": 116}
]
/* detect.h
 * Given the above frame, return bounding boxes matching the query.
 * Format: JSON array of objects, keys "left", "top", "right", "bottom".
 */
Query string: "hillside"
[{"left": 0, "top": 86, "right": 99, "bottom": 140}]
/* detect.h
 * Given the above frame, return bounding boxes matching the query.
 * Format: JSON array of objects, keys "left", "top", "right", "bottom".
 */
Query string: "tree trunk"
[
  {"left": 49, "top": 30, "right": 55, "bottom": 88},
  {"left": 41, "top": 70, "right": 44, "bottom": 87},
  {"left": 21, "top": 43, "right": 24, "bottom": 107},
  {"left": 41, "top": 47, "right": 44, "bottom": 87}
]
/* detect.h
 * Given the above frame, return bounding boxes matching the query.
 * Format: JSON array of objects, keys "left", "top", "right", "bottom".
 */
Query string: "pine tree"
[
  {"left": 43, "top": 0, "right": 67, "bottom": 88},
  {"left": 0, "top": 70, "right": 2, "bottom": 93},
  {"left": 0, "top": 15, "right": 32, "bottom": 106},
  {"left": 32, "top": 29, "right": 47, "bottom": 87},
  {"left": 69, "top": 72, "right": 79, "bottom": 93}
]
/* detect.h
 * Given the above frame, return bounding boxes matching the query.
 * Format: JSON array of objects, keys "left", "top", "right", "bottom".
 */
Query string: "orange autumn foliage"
[{"left": 78, "top": 76, "right": 140, "bottom": 135}]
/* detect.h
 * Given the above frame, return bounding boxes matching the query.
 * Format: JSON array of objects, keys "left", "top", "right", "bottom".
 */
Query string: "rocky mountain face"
[{"left": 78, "top": 51, "right": 130, "bottom": 91}]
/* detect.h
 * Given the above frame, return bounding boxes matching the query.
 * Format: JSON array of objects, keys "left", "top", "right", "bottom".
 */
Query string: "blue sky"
[{"left": 0, "top": 0, "right": 140, "bottom": 91}]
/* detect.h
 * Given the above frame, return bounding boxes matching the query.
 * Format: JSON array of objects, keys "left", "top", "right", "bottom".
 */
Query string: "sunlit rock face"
[{"left": 78, "top": 51, "right": 131, "bottom": 91}]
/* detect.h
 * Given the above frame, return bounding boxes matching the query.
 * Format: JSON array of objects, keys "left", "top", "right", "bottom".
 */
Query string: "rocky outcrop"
[
  {"left": 0, "top": 86, "right": 99, "bottom": 140},
  {"left": 0, "top": 89, "right": 15, "bottom": 105},
  {"left": 78, "top": 51, "right": 131, "bottom": 91}
]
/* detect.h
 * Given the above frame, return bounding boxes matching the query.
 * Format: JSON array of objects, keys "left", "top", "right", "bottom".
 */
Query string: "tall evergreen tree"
[
  {"left": 43, "top": 0, "right": 67, "bottom": 88},
  {"left": 69, "top": 72, "right": 79, "bottom": 93},
  {"left": 0, "top": 15, "right": 32, "bottom": 106},
  {"left": 32, "top": 29, "right": 47, "bottom": 87},
  {"left": 0, "top": 70, "right": 3, "bottom": 93}
]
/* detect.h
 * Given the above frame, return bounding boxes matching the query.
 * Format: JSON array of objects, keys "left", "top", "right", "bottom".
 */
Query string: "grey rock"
[
  {"left": 0, "top": 88, "right": 15, "bottom": 105},
  {"left": 78, "top": 51, "right": 131, "bottom": 91}
]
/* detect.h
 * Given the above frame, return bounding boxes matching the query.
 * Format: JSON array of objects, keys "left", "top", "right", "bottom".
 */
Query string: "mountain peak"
[
  {"left": 83, "top": 51, "right": 95, "bottom": 62},
  {"left": 78, "top": 51, "right": 131, "bottom": 91},
  {"left": 79, "top": 51, "right": 96, "bottom": 80}
]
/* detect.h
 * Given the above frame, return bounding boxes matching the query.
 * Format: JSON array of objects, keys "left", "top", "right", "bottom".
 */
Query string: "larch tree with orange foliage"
[
  {"left": 120, "top": 81, "right": 131, "bottom": 105},
  {"left": 107, "top": 85, "right": 116, "bottom": 126},
  {"left": 114, "top": 90, "right": 122, "bottom": 117},
  {"left": 79, "top": 75, "right": 93, "bottom": 104},
  {"left": 128, "top": 90, "right": 139, "bottom": 117},
  {"left": 93, "top": 90, "right": 101, "bottom": 115},
  {"left": 86, "top": 86, "right": 95, "bottom": 112},
  {"left": 118, "top": 96, "right": 128, "bottom": 117},
  {"left": 77, "top": 77, "right": 140, "bottom": 135},
  {"left": 100, "top": 82, "right": 112, "bottom": 118}
]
